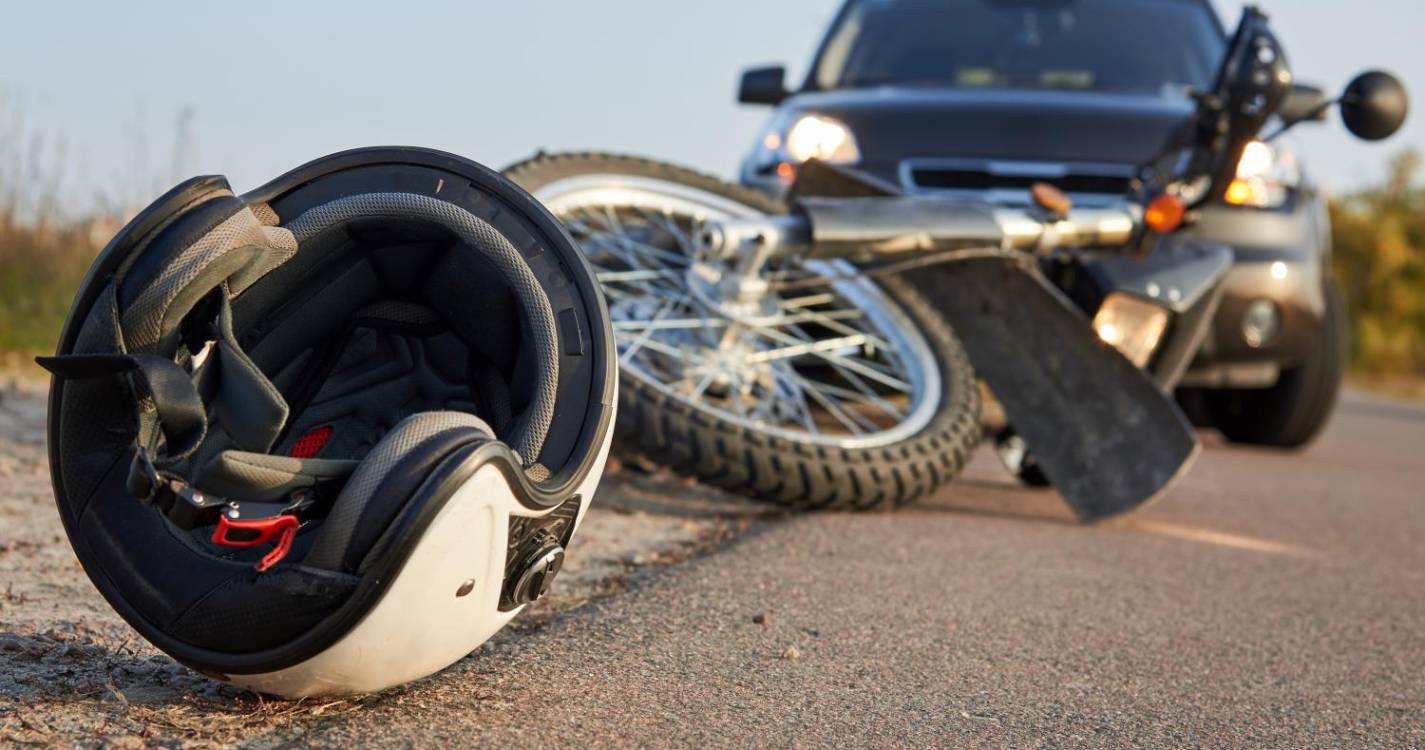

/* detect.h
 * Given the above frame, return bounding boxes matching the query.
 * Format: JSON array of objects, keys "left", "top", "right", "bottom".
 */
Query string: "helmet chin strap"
[
  {"left": 37, "top": 351, "right": 208, "bottom": 468},
  {"left": 37, "top": 289, "right": 340, "bottom": 573},
  {"left": 36, "top": 348, "right": 331, "bottom": 571}
]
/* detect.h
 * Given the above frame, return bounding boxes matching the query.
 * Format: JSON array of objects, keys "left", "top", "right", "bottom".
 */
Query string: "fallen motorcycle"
[{"left": 508, "top": 9, "right": 1406, "bottom": 520}]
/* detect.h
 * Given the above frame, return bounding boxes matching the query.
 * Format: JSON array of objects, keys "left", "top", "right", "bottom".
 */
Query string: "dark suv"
[{"left": 737, "top": 0, "right": 1348, "bottom": 447}]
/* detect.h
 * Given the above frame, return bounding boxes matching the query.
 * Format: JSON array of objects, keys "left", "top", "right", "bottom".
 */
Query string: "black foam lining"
[{"left": 275, "top": 326, "right": 482, "bottom": 461}]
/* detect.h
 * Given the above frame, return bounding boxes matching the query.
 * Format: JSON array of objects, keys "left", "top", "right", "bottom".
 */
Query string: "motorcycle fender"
[{"left": 905, "top": 250, "right": 1199, "bottom": 521}]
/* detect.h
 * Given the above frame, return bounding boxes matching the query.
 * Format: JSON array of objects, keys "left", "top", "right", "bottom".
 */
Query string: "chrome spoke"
[
  {"left": 777, "top": 296, "right": 894, "bottom": 357},
  {"left": 781, "top": 292, "right": 837, "bottom": 308},
  {"left": 800, "top": 378, "right": 907, "bottom": 419},
  {"left": 769, "top": 365, "right": 820, "bottom": 435},
  {"left": 780, "top": 319, "right": 910, "bottom": 418},
  {"left": 625, "top": 333, "right": 706, "bottom": 366},
  {"left": 792, "top": 372, "right": 874, "bottom": 435},
  {"left": 743, "top": 334, "right": 869, "bottom": 364},
  {"left": 534, "top": 177, "right": 940, "bottom": 449},
  {"left": 636, "top": 205, "right": 696, "bottom": 257},
  {"left": 685, "top": 369, "right": 719, "bottom": 401},
  {"left": 597, "top": 269, "right": 683, "bottom": 283},
  {"left": 743, "top": 321, "right": 913, "bottom": 393},
  {"left": 612, "top": 308, "right": 864, "bottom": 333},
  {"left": 618, "top": 294, "right": 687, "bottom": 365},
  {"left": 613, "top": 316, "right": 721, "bottom": 332}
]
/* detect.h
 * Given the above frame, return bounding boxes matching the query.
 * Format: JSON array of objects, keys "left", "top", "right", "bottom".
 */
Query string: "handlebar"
[
  {"left": 698, "top": 197, "right": 1143, "bottom": 264},
  {"left": 992, "top": 206, "right": 1138, "bottom": 253}
]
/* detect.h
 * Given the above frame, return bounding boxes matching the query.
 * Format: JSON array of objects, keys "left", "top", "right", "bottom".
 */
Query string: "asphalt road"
[
  {"left": 261, "top": 391, "right": 1424, "bottom": 749},
  {"left": 3, "top": 385, "right": 1421, "bottom": 748}
]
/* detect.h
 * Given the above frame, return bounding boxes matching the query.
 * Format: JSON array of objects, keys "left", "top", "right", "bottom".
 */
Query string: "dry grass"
[
  {"left": 0, "top": 221, "right": 103, "bottom": 355},
  {"left": 0, "top": 97, "right": 181, "bottom": 360}
]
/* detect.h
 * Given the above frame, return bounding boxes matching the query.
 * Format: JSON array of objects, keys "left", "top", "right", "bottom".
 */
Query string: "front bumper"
[{"left": 1177, "top": 200, "right": 1329, "bottom": 387}]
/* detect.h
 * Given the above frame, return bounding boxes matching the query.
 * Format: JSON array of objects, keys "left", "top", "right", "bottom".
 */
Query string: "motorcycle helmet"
[{"left": 39, "top": 147, "right": 615, "bottom": 697}]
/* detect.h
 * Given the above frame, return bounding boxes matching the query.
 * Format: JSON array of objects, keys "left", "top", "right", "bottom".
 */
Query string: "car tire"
[{"left": 1206, "top": 279, "right": 1348, "bottom": 448}]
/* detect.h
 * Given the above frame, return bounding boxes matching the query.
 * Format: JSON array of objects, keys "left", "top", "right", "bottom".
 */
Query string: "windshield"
[{"left": 813, "top": 0, "right": 1225, "bottom": 95}]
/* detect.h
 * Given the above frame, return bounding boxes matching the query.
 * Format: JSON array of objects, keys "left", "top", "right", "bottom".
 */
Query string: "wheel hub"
[
  {"left": 695, "top": 338, "right": 777, "bottom": 398},
  {"left": 686, "top": 260, "right": 780, "bottom": 326}
]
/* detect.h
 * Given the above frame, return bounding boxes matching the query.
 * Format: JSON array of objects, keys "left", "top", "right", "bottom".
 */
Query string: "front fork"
[
  {"left": 693, "top": 192, "right": 1226, "bottom": 521},
  {"left": 697, "top": 193, "right": 1231, "bottom": 394}
]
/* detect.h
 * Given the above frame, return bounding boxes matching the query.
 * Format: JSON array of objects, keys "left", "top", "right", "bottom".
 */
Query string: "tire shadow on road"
[
  {"left": 593, "top": 457, "right": 781, "bottom": 520},
  {"left": 919, "top": 478, "right": 1081, "bottom": 524},
  {"left": 908, "top": 445, "right": 1084, "bottom": 525}
]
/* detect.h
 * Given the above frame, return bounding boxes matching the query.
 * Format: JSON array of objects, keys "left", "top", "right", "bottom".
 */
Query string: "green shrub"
[{"left": 1330, "top": 150, "right": 1425, "bottom": 377}]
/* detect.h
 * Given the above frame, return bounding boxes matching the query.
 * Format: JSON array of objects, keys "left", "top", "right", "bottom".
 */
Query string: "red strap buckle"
[{"left": 212, "top": 514, "right": 300, "bottom": 572}]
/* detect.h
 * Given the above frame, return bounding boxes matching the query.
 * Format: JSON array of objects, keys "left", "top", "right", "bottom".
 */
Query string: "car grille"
[{"left": 900, "top": 159, "right": 1135, "bottom": 207}]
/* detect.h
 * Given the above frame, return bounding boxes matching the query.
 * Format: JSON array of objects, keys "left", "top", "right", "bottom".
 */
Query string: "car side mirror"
[
  {"left": 1340, "top": 70, "right": 1409, "bottom": 141},
  {"left": 1278, "top": 83, "right": 1329, "bottom": 124},
  {"left": 739, "top": 65, "right": 789, "bottom": 106}
]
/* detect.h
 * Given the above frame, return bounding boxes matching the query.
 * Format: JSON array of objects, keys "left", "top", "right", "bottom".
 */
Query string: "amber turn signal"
[
  {"left": 1030, "top": 182, "right": 1073, "bottom": 219},
  {"left": 1143, "top": 193, "right": 1187, "bottom": 234}
]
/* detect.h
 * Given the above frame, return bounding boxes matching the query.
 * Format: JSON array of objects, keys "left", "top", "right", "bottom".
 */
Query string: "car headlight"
[
  {"left": 1093, "top": 293, "right": 1170, "bottom": 368},
  {"left": 752, "top": 113, "right": 861, "bottom": 176},
  {"left": 1224, "top": 139, "right": 1301, "bottom": 209},
  {"left": 784, "top": 115, "right": 860, "bottom": 164}
]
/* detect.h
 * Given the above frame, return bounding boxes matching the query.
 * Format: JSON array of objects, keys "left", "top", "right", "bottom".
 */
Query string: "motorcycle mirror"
[
  {"left": 1278, "top": 83, "right": 1330, "bottom": 124},
  {"left": 739, "top": 65, "right": 789, "bottom": 106},
  {"left": 1340, "top": 70, "right": 1409, "bottom": 141}
]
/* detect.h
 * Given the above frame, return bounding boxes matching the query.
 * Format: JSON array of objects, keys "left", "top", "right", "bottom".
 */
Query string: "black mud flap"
[{"left": 905, "top": 251, "right": 1199, "bottom": 521}]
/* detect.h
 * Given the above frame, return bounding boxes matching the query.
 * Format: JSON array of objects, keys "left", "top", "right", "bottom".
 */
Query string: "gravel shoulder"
[{"left": 0, "top": 377, "right": 771, "bottom": 748}]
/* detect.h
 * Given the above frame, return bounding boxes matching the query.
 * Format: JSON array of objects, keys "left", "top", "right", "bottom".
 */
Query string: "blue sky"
[{"left": 1, "top": 0, "right": 1420, "bottom": 215}]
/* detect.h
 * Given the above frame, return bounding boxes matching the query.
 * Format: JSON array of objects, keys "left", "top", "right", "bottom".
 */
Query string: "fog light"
[
  {"left": 1093, "top": 293, "right": 1170, "bottom": 368},
  {"left": 1242, "top": 299, "right": 1281, "bottom": 348}
]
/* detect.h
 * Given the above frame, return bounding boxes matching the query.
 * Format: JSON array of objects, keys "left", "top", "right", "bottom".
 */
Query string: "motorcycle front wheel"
[{"left": 506, "top": 153, "right": 981, "bottom": 510}]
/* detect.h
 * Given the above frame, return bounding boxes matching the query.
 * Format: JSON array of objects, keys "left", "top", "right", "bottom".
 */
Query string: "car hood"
[{"left": 784, "top": 87, "right": 1196, "bottom": 167}]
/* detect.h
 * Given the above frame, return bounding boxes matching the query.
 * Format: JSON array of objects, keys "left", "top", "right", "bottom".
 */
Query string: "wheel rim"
[{"left": 533, "top": 173, "right": 942, "bottom": 449}]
